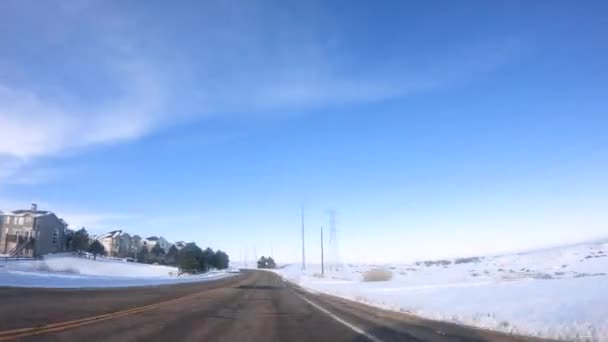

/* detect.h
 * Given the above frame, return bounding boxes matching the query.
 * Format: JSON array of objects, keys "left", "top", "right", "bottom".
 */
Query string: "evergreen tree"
[
  {"left": 257, "top": 256, "right": 267, "bottom": 269},
  {"left": 137, "top": 246, "right": 150, "bottom": 264},
  {"left": 150, "top": 244, "right": 166, "bottom": 263},
  {"left": 165, "top": 245, "right": 179, "bottom": 266},
  {"left": 178, "top": 243, "right": 204, "bottom": 274},
  {"left": 212, "top": 250, "right": 230, "bottom": 269},
  {"left": 267, "top": 257, "right": 276, "bottom": 269},
  {"left": 199, "top": 247, "right": 215, "bottom": 272},
  {"left": 72, "top": 228, "right": 90, "bottom": 252},
  {"left": 257, "top": 256, "right": 276, "bottom": 269},
  {"left": 88, "top": 240, "right": 105, "bottom": 260}
]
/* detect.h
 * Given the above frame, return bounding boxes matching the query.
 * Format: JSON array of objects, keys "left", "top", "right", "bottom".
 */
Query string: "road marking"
[
  {"left": 296, "top": 292, "right": 384, "bottom": 342},
  {"left": 0, "top": 274, "right": 245, "bottom": 340},
  {"left": 0, "top": 291, "right": 203, "bottom": 341}
]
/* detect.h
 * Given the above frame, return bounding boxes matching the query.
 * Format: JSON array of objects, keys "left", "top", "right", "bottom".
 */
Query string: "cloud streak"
[
  {"left": 0, "top": 50, "right": 174, "bottom": 156},
  {"left": 0, "top": 1, "right": 521, "bottom": 168}
]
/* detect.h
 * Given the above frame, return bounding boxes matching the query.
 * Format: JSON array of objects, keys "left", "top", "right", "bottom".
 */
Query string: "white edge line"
[{"left": 295, "top": 292, "right": 384, "bottom": 342}]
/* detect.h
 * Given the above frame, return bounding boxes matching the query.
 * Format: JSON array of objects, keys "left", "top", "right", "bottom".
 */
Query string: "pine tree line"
[{"left": 66, "top": 228, "right": 230, "bottom": 272}]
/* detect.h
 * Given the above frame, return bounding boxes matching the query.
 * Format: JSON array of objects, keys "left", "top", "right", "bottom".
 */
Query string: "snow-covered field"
[
  {"left": 0, "top": 253, "right": 236, "bottom": 288},
  {"left": 276, "top": 240, "right": 608, "bottom": 342}
]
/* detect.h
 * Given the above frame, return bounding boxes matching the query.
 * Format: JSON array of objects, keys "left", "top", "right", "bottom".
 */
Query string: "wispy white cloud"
[
  {"left": 0, "top": 62, "right": 169, "bottom": 159},
  {"left": 0, "top": 159, "right": 73, "bottom": 185},
  {"left": 0, "top": 1, "right": 523, "bottom": 178},
  {"left": 0, "top": 2, "right": 175, "bottom": 164}
]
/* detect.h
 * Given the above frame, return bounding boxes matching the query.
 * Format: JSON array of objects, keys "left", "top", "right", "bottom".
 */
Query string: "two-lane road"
[{"left": 0, "top": 271, "right": 549, "bottom": 341}]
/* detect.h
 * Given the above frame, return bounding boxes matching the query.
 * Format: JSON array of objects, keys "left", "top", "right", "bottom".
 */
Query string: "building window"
[
  {"left": 17, "top": 217, "right": 24, "bottom": 225},
  {"left": 4, "top": 216, "right": 10, "bottom": 224},
  {"left": 52, "top": 230, "right": 59, "bottom": 245}
]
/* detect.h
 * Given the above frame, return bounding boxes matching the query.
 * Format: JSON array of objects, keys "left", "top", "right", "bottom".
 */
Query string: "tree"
[
  {"left": 212, "top": 250, "right": 230, "bottom": 269},
  {"left": 71, "top": 228, "right": 90, "bottom": 252},
  {"left": 257, "top": 256, "right": 267, "bottom": 269},
  {"left": 130, "top": 235, "right": 142, "bottom": 258},
  {"left": 178, "top": 243, "right": 204, "bottom": 274},
  {"left": 267, "top": 257, "right": 276, "bottom": 269},
  {"left": 151, "top": 244, "right": 166, "bottom": 257},
  {"left": 137, "top": 246, "right": 150, "bottom": 264},
  {"left": 199, "top": 247, "right": 215, "bottom": 272},
  {"left": 150, "top": 244, "right": 166, "bottom": 264},
  {"left": 257, "top": 256, "right": 276, "bottom": 269},
  {"left": 88, "top": 240, "right": 105, "bottom": 260},
  {"left": 165, "top": 245, "right": 179, "bottom": 266}
]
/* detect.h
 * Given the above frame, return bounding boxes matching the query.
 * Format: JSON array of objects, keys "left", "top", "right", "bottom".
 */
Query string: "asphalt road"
[{"left": 0, "top": 270, "right": 549, "bottom": 342}]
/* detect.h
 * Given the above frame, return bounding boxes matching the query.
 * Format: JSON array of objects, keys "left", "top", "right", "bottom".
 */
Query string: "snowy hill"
[
  {"left": 276, "top": 240, "right": 608, "bottom": 341},
  {"left": 0, "top": 253, "right": 235, "bottom": 288}
]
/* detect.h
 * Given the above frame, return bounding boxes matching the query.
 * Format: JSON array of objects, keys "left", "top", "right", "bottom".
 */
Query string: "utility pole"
[
  {"left": 301, "top": 206, "right": 306, "bottom": 270},
  {"left": 321, "top": 226, "right": 324, "bottom": 277}
]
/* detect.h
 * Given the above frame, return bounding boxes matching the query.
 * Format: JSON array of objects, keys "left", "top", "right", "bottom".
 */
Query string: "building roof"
[
  {"left": 146, "top": 236, "right": 159, "bottom": 241},
  {"left": 173, "top": 241, "right": 187, "bottom": 249},
  {"left": 11, "top": 209, "right": 52, "bottom": 217},
  {"left": 97, "top": 230, "right": 123, "bottom": 240}
]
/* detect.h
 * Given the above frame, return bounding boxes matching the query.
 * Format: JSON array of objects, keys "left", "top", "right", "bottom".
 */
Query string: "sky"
[{"left": 1, "top": 0, "right": 607, "bottom": 263}]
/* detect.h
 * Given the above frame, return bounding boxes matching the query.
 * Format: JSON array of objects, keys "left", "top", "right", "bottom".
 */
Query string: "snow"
[
  {"left": 276, "top": 240, "right": 608, "bottom": 342},
  {"left": 0, "top": 253, "right": 237, "bottom": 288}
]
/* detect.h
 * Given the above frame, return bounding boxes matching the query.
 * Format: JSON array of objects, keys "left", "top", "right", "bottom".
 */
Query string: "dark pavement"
[{"left": 0, "top": 270, "right": 549, "bottom": 342}]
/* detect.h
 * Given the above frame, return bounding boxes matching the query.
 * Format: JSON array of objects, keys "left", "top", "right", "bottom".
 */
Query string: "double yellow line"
[{"left": 0, "top": 291, "right": 202, "bottom": 340}]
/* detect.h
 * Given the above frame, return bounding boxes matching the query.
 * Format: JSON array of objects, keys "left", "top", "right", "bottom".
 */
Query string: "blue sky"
[{"left": 1, "top": 1, "right": 607, "bottom": 263}]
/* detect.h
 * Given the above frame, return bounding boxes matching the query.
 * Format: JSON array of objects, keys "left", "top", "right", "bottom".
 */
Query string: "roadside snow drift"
[
  {"left": 0, "top": 253, "right": 236, "bottom": 288},
  {"left": 276, "top": 240, "right": 608, "bottom": 342}
]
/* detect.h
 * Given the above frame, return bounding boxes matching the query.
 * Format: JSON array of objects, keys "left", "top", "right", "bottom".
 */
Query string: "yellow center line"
[{"left": 0, "top": 291, "right": 203, "bottom": 341}]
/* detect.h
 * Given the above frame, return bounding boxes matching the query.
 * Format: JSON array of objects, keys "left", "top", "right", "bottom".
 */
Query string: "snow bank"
[
  {"left": 0, "top": 253, "right": 236, "bottom": 288},
  {"left": 276, "top": 240, "right": 608, "bottom": 341}
]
